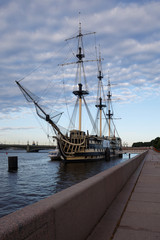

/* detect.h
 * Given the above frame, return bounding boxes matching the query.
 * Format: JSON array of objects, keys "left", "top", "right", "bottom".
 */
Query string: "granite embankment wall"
[{"left": 0, "top": 151, "right": 147, "bottom": 240}]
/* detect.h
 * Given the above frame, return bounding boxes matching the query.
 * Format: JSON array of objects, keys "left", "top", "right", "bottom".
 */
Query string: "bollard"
[{"left": 8, "top": 156, "right": 18, "bottom": 172}]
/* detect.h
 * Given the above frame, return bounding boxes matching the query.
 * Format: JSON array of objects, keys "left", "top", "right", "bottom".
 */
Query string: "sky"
[{"left": 0, "top": 0, "right": 160, "bottom": 146}]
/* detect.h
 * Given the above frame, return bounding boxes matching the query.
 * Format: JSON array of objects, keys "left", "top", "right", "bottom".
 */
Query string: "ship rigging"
[{"left": 16, "top": 22, "right": 122, "bottom": 162}]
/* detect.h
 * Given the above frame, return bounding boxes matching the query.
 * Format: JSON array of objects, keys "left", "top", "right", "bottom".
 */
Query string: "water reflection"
[
  {"left": 53, "top": 156, "right": 129, "bottom": 193},
  {"left": 0, "top": 150, "right": 135, "bottom": 218}
]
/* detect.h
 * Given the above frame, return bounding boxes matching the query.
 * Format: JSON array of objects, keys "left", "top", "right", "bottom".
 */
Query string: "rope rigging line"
[
  {"left": 16, "top": 41, "right": 70, "bottom": 84},
  {"left": 73, "top": 62, "right": 79, "bottom": 91},
  {"left": 111, "top": 119, "right": 120, "bottom": 138},
  {"left": 62, "top": 66, "right": 72, "bottom": 124},
  {"left": 96, "top": 80, "right": 99, "bottom": 105},
  {"left": 67, "top": 97, "right": 79, "bottom": 131},
  {"left": 82, "top": 62, "right": 88, "bottom": 91},
  {"left": 102, "top": 109, "right": 107, "bottom": 135},
  {"left": 94, "top": 35, "right": 98, "bottom": 72},
  {"left": 91, "top": 109, "right": 99, "bottom": 135},
  {"left": 83, "top": 96, "right": 98, "bottom": 134},
  {"left": 47, "top": 124, "right": 55, "bottom": 144},
  {"left": 102, "top": 108, "right": 114, "bottom": 136},
  {"left": 41, "top": 45, "right": 78, "bottom": 101},
  {"left": 17, "top": 64, "right": 45, "bottom": 83},
  {"left": 40, "top": 65, "right": 62, "bottom": 100},
  {"left": 25, "top": 100, "right": 50, "bottom": 140},
  {"left": 102, "top": 83, "right": 107, "bottom": 105},
  {"left": 82, "top": 32, "right": 97, "bottom": 60},
  {"left": 66, "top": 39, "right": 77, "bottom": 58}
]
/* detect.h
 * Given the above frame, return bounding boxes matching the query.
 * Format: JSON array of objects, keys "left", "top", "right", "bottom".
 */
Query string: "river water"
[{"left": 0, "top": 150, "right": 135, "bottom": 218}]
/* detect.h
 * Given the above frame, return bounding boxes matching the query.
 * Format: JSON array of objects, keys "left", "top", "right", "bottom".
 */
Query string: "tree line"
[{"left": 132, "top": 137, "right": 160, "bottom": 149}]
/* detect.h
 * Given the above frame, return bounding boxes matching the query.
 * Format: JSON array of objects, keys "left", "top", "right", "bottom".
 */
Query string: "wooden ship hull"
[{"left": 55, "top": 130, "right": 122, "bottom": 162}]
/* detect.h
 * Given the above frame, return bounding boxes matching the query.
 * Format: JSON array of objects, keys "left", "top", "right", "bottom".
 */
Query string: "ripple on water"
[{"left": 0, "top": 150, "right": 134, "bottom": 218}]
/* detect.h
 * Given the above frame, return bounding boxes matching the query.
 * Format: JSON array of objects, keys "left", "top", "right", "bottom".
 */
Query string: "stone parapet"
[{"left": 0, "top": 151, "right": 148, "bottom": 240}]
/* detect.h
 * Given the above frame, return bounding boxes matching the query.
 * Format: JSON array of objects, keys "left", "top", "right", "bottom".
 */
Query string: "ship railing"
[{"left": 61, "top": 136, "right": 86, "bottom": 154}]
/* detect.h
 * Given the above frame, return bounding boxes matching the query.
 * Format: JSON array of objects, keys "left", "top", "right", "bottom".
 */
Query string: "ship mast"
[
  {"left": 95, "top": 50, "right": 106, "bottom": 137},
  {"left": 72, "top": 22, "right": 89, "bottom": 131},
  {"left": 63, "top": 22, "right": 96, "bottom": 131},
  {"left": 106, "top": 77, "right": 113, "bottom": 138}
]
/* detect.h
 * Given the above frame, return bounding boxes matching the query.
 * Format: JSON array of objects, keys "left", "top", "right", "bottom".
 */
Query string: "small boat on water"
[
  {"left": 16, "top": 22, "right": 122, "bottom": 162},
  {"left": 48, "top": 148, "right": 60, "bottom": 161}
]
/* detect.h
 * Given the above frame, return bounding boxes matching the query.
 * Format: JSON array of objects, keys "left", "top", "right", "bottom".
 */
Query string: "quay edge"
[{"left": 0, "top": 151, "right": 148, "bottom": 240}]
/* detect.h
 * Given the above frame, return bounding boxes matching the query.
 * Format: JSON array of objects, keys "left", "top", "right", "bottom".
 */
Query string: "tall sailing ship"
[{"left": 16, "top": 22, "right": 122, "bottom": 162}]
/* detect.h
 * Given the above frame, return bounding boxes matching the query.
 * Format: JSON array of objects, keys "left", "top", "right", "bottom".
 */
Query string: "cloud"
[
  {"left": 0, "top": 0, "right": 160, "bottom": 116},
  {"left": 0, "top": 127, "right": 36, "bottom": 131},
  {"left": 93, "top": 2, "right": 160, "bottom": 36}
]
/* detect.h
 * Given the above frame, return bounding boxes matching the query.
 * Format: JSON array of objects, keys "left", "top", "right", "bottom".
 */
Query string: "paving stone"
[
  {"left": 126, "top": 200, "right": 160, "bottom": 215},
  {"left": 130, "top": 192, "right": 160, "bottom": 203},
  {"left": 119, "top": 211, "right": 160, "bottom": 233},
  {"left": 113, "top": 150, "right": 160, "bottom": 239},
  {"left": 113, "top": 228, "right": 160, "bottom": 240},
  {"left": 134, "top": 186, "right": 160, "bottom": 194}
]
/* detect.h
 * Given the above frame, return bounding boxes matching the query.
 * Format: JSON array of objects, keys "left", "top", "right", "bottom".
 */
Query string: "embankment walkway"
[{"left": 88, "top": 149, "right": 160, "bottom": 240}]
